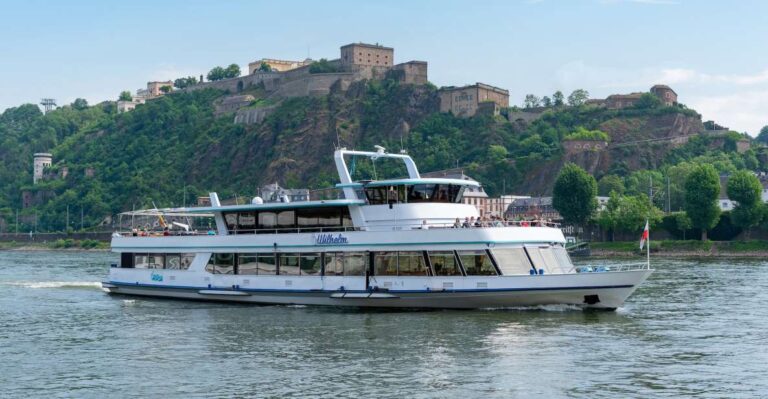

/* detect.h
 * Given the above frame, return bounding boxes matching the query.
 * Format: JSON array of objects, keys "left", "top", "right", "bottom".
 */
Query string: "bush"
[{"left": 309, "top": 59, "right": 339, "bottom": 74}]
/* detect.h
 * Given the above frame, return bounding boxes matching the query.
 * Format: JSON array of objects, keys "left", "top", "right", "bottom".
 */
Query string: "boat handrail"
[
  {"left": 570, "top": 262, "right": 650, "bottom": 273},
  {"left": 113, "top": 220, "right": 563, "bottom": 238}
]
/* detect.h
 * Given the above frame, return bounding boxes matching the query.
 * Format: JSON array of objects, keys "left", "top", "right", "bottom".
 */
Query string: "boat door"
[{"left": 322, "top": 252, "right": 369, "bottom": 291}]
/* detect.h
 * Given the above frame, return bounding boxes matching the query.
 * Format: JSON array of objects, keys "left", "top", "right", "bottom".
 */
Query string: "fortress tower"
[{"left": 33, "top": 153, "right": 52, "bottom": 184}]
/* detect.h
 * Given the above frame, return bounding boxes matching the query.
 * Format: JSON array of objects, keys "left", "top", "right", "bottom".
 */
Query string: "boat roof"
[
  {"left": 338, "top": 178, "right": 481, "bottom": 189},
  {"left": 178, "top": 199, "right": 364, "bottom": 213}
]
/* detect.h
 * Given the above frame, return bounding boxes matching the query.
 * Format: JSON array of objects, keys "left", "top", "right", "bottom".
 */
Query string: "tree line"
[{"left": 553, "top": 162, "right": 766, "bottom": 241}]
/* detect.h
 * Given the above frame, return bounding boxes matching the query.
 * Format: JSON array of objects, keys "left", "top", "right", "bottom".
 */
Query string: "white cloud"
[
  {"left": 688, "top": 90, "right": 768, "bottom": 135},
  {"left": 553, "top": 61, "right": 768, "bottom": 135}
]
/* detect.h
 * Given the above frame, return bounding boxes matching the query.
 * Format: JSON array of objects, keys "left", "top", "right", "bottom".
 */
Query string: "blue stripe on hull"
[{"left": 105, "top": 280, "right": 634, "bottom": 294}]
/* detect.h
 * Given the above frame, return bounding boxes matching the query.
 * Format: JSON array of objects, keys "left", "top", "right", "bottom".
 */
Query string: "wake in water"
[
  {"left": 482, "top": 304, "right": 585, "bottom": 312},
  {"left": 0, "top": 281, "right": 102, "bottom": 289}
]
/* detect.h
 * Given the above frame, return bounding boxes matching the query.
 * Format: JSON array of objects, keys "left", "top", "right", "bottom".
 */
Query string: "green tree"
[
  {"left": 309, "top": 59, "right": 339, "bottom": 74},
  {"left": 756, "top": 125, "right": 768, "bottom": 144},
  {"left": 487, "top": 144, "right": 508, "bottom": 163},
  {"left": 727, "top": 170, "right": 764, "bottom": 236},
  {"left": 552, "top": 91, "right": 564, "bottom": 107},
  {"left": 173, "top": 76, "right": 198, "bottom": 89},
  {"left": 635, "top": 92, "right": 662, "bottom": 109},
  {"left": 684, "top": 164, "right": 721, "bottom": 240},
  {"left": 553, "top": 163, "right": 597, "bottom": 230},
  {"left": 598, "top": 174, "right": 625, "bottom": 196},
  {"left": 523, "top": 94, "right": 540, "bottom": 108},
  {"left": 72, "top": 98, "right": 89, "bottom": 110},
  {"left": 207, "top": 66, "right": 227, "bottom": 81},
  {"left": 541, "top": 96, "right": 552, "bottom": 107},
  {"left": 224, "top": 64, "right": 241, "bottom": 78},
  {"left": 614, "top": 194, "right": 663, "bottom": 234},
  {"left": 567, "top": 89, "right": 589, "bottom": 106},
  {"left": 159, "top": 85, "right": 172, "bottom": 94},
  {"left": 597, "top": 191, "right": 620, "bottom": 241},
  {"left": 118, "top": 91, "right": 132, "bottom": 101},
  {"left": 258, "top": 62, "right": 273, "bottom": 72}
]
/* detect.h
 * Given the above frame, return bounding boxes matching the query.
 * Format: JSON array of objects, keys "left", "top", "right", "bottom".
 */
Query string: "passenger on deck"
[
  {"left": 420, "top": 219, "right": 429, "bottom": 230},
  {"left": 453, "top": 218, "right": 462, "bottom": 228},
  {"left": 462, "top": 217, "right": 470, "bottom": 228}
]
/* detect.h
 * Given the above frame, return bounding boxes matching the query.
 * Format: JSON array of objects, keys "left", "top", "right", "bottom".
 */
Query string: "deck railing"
[{"left": 571, "top": 262, "right": 650, "bottom": 273}]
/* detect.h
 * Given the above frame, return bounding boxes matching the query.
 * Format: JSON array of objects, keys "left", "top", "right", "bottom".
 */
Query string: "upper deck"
[{"left": 116, "top": 147, "right": 522, "bottom": 236}]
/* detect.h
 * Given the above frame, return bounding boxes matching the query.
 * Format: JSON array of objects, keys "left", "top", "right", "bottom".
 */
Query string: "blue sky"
[{"left": 1, "top": 0, "right": 767, "bottom": 134}]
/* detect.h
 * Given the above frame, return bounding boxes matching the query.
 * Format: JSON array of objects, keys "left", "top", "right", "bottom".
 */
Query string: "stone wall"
[
  {"left": 439, "top": 83, "right": 509, "bottom": 118},
  {"left": 235, "top": 105, "right": 278, "bottom": 125},
  {"left": 389, "top": 61, "right": 428, "bottom": 85},
  {"left": 340, "top": 43, "right": 394, "bottom": 67},
  {"left": 563, "top": 140, "right": 609, "bottom": 155},
  {"left": 269, "top": 72, "right": 356, "bottom": 99}
]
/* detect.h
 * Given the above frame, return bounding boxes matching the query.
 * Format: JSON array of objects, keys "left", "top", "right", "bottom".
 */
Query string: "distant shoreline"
[{"left": 589, "top": 240, "right": 768, "bottom": 258}]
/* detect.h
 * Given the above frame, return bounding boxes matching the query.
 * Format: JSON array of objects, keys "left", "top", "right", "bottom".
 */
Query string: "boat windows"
[
  {"left": 527, "top": 246, "right": 570, "bottom": 274},
  {"left": 256, "top": 254, "right": 278, "bottom": 274},
  {"left": 491, "top": 248, "right": 533, "bottom": 275},
  {"left": 121, "top": 252, "right": 134, "bottom": 268},
  {"left": 206, "top": 253, "right": 235, "bottom": 274},
  {"left": 238, "top": 212, "right": 257, "bottom": 232},
  {"left": 458, "top": 250, "right": 497, "bottom": 276},
  {"left": 373, "top": 252, "right": 398, "bottom": 276},
  {"left": 180, "top": 254, "right": 195, "bottom": 270},
  {"left": 237, "top": 253, "right": 260, "bottom": 275},
  {"left": 325, "top": 252, "right": 367, "bottom": 276},
  {"left": 428, "top": 251, "right": 462, "bottom": 276},
  {"left": 279, "top": 253, "right": 301, "bottom": 276},
  {"left": 324, "top": 253, "right": 344, "bottom": 276},
  {"left": 135, "top": 254, "right": 149, "bottom": 269},
  {"left": 397, "top": 251, "right": 429, "bottom": 276},
  {"left": 131, "top": 253, "right": 194, "bottom": 270},
  {"left": 223, "top": 207, "right": 351, "bottom": 234},
  {"left": 166, "top": 254, "right": 181, "bottom": 270},
  {"left": 552, "top": 246, "right": 574, "bottom": 273},
  {"left": 407, "top": 184, "right": 434, "bottom": 203},
  {"left": 258, "top": 212, "right": 277, "bottom": 229},
  {"left": 279, "top": 253, "right": 322, "bottom": 276}
]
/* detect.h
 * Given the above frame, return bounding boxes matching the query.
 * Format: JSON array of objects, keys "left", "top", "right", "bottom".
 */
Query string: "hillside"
[{"left": 0, "top": 79, "right": 763, "bottom": 231}]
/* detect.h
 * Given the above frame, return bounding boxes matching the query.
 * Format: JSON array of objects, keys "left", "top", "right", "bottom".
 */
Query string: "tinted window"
[
  {"left": 206, "top": 253, "right": 234, "bottom": 274},
  {"left": 429, "top": 251, "right": 462, "bottom": 276},
  {"left": 458, "top": 250, "right": 497, "bottom": 275},
  {"left": 492, "top": 248, "right": 533, "bottom": 275},
  {"left": 373, "top": 252, "right": 398, "bottom": 276},
  {"left": 398, "top": 252, "right": 429, "bottom": 276}
]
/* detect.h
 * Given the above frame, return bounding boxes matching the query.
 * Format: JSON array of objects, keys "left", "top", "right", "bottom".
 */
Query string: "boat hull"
[{"left": 103, "top": 269, "right": 652, "bottom": 310}]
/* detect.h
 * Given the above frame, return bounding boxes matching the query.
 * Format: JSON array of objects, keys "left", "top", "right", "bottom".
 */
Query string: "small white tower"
[{"left": 33, "top": 153, "right": 53, "bottom": 184}]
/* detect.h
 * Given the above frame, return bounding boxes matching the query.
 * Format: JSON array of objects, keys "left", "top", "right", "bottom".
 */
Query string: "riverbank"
[
  {"left": 590, "top": 240, "right": 768, "bottom": 258},
  {"left": 0, "top": 239, "right": 109, "bottom": 251}
]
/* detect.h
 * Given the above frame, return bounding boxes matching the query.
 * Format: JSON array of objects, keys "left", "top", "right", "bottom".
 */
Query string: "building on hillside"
[
  {"left": 505, "top": 197, "right": 560, "bottom": 220},
  {"left": 599, "top": 84, "right": 678, "bottom": 109},
  {"left": 117, "top": 97, "right": 146, "bottom": 113},
  {"left": 650, "top": 84, "right": 678, "bottom": 106},
  {"left": 147, "top": 81, "right": 173, "bottom": 97},
  {"left": 214, "top": 95, "right": 255, "bottom": 116},
  {"left": 33, "top": 153, "right": 52, "bottom": 184},
  {"left": 505, "top": 196, "right": 609, "bottom": 221},
  {"left": 340, "top": 43, "right": 394, "bottom": 67},
  {"left": 248, "top": 58, "right": 312, "bottom": 74},
  {"left": 438, "top": 83, "right": 510, "bottom": 118}
]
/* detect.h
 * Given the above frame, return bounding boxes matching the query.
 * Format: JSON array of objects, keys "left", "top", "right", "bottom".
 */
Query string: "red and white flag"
[{"left": 639, "top": 220, "right": 649, "bottom": 250}]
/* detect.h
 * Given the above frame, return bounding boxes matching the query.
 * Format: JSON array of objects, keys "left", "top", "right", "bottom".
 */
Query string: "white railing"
[{"left": 571, "top": 262, "right": 650, "bottom": 273}]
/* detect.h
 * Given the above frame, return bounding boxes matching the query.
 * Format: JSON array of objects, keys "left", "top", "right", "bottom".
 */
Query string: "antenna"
[{"left": 40, "top": 98, "right": 57, "bottom": 114}]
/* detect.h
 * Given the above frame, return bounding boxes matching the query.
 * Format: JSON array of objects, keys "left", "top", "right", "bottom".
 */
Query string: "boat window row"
[
  {"left": 364, "top": 184, "right": 466, "bottom": 205},
  {"left": 117, "top": 246, "right": 573, "bottom": 276},
  {"left": 204, "top": 250, "right": 499, "bottom": 276},
  {"left": 120, "top": 253, "right": 195, "bottom": 270},
  {"left": 223, "top": 207, "right": 352, "bottom": 234}
]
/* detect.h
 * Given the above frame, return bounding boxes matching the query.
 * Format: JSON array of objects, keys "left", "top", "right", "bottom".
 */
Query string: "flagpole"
[{"left": 646, "top": 219, "right": 650, "bottom": 268}]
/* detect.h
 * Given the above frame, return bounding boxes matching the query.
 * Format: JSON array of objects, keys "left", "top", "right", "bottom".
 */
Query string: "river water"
[{"left": 0, "top": 251, "right": 766, "bottom": 398}]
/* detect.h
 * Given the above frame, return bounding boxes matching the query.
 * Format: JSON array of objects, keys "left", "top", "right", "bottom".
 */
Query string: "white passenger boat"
[{"left": 103, "top": 147, "right": 652, "bottom": 310}]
